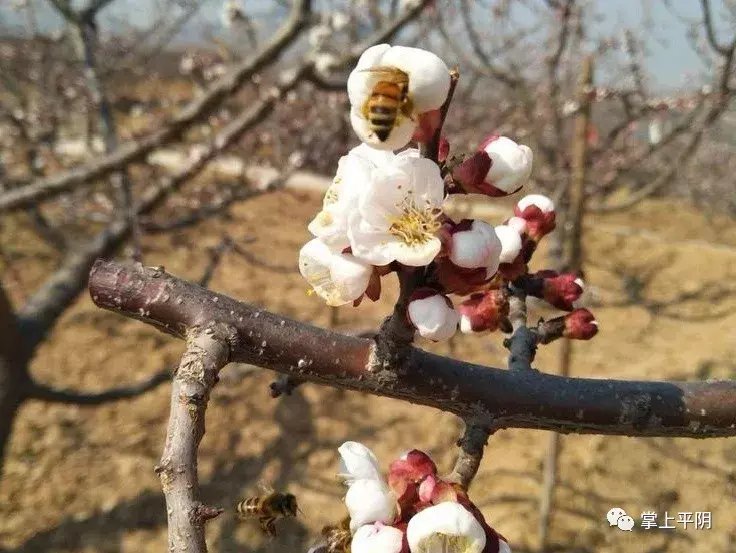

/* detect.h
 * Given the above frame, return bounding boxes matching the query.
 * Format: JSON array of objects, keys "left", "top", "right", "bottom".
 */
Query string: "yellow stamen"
[{"left": 389, "top": 199, "right": 441, "bottom": 247}]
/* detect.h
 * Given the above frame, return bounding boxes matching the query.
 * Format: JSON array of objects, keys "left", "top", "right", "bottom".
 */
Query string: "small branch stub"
[{"left": 446, "top": 422, "right": 492, "bottom": 490}]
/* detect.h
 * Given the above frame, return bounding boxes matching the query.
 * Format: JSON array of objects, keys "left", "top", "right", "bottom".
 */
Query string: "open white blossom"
[
  {"left": 516, "top": 194, "right": 554, "bottom": 213},
  {"left": 481, "top": 136, "right": 533, "bottom": 193},
  {"left": 494, "top": 225, "right": 523, "bottom": 263},
  {"left": 407, "top": 293, "right": 459, "bottom": 341},
  {"left": 299, "top": 239, "right": 372, "bottom": 306},
  {"left": 407, "top": 502, "right": 486, "bottom": 553},
  {"left": 308, "top": 144, "right": 394, "bottom": 251},
  {"left": 347, "top": 44, "right": 450, "bottom": 150},
  {"left": 449, "top": 220, "right": 502, "bottom": 271},
  {"left": 348, "top": 151, "right": 444, "bottom": 267},
  {"left": 352, "top": 524, "right": 404, "bottom": 553}
]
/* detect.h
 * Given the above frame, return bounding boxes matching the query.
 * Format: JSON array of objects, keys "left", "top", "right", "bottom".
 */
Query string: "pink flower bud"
[
  {"left": 458, "top": 290, "right": 510, "bottom": 334},
  {"left": 563, "top": 308, "right": 598, "bottom": 340},
  {"left": 514, "top": 194, "right": 555, "bottom": 241}
]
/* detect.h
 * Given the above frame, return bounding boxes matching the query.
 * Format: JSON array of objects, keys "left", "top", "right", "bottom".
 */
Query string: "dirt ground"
[{"left": 1, "top": 188, "right": 735, "bottom": 553}]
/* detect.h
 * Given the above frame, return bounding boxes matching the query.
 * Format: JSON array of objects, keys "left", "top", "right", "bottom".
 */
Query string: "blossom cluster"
[
  {"left": 337, "top": 441, "right": 511, "bottom": 553},
  {"left": 299, "top": 44, "right": 598, "bottom": 343}
]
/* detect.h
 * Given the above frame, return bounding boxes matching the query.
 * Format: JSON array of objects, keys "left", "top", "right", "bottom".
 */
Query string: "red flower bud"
[
  {"left": 514, "top": 195, "right": 556, "bottom": 241},
  {"left": 435, "top": 257, "right": 494, "bottom": 296},
  {"left": 541, "top": 272, "right": 584, "bottom": 311},
  {"left": 497, "top": 253, "right": 528, "bottom": 281},
  {"left": 450, "top": 151, "right": 500, "bottom": 196},
  {"left": 563, "top": 308, "right": 598, "bottom": 340},
  {"left": 438, "top": 136, "right": 450, "bottom": 163},
  {"left": 389, "top": 450, "right": 437, "bottom": 485},
  {"left": 388, "top": 450, "right": 438, "bottom": 519},
  {"left": 458, "top": 290, "right": 510, "bottom": 333},
  {"left": 412, "top": 109, "right": 443, "bottom": 143}
]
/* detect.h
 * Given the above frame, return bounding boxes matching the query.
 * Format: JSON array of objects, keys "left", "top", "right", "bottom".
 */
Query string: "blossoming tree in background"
[{"left": 86, "top": 34, "right": 736, "bottom": 553}]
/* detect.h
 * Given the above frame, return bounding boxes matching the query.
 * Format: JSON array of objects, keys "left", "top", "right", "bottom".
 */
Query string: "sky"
[{"left": 0, "top": 0, "right": 731, "bottom": 91}]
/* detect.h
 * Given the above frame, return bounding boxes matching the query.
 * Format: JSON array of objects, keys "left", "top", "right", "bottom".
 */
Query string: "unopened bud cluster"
[
  {"left": 299, "top": 44, "right": 598, "bottom": 342},
  {"left": 333, "top": 442, "right": 511, "bottom": 553}
]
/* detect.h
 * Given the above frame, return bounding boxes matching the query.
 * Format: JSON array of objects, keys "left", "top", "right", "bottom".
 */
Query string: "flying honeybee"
[
  {"left": 360, "top": 67, "right": 414, "bottom": 142},
  {"left": 321, "top": 517, "right": 352, "bottom": 553},
  {"left": 236, "top": 485, "right": 299, "bottom": 537}
]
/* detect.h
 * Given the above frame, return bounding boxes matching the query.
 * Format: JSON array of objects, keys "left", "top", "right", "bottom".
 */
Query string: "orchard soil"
[{"left": 1, "top": 188, "right": 735, "bottom": 553}]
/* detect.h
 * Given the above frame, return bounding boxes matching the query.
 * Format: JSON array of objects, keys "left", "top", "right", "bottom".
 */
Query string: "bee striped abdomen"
[
  {"left": 236, "top": 496, "right": 261, "bottom": 516},
  {"left": 365, "top": 80, "right": 407, "bottom": 142}
]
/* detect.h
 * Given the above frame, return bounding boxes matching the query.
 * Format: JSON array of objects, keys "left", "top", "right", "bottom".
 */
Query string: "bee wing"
[
  {"left": 358, "top": 66, "right": 407, "bottom": 77},
  {"left": 257, "top": 480, "right": 275, "bottom": 495}
]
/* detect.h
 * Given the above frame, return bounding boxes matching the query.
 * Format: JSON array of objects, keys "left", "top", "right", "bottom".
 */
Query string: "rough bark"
[
  {"left": 89, "top": 260, "right": 736, "bottom": 438},
  {"left": 155, "top": 326, "right": 234, "bottom": 553}
]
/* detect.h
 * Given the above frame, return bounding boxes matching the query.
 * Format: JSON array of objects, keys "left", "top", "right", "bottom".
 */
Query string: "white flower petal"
[
  {"left": 299, "top": 239, "right": 371, "bottom": 306},
  {"left": 348, "top": 154, "right": 444, "bottom": 267},
  {"left": 483, "top": 137, "right": 533, "bottom": 192},
  {"left": 387, "top": 236, "right": 442, "bottom": 267},
  {"left": 494, "top": 225, "right": 523, "bottom": 264},
  {"left": 352, "top": 524, "right": 404, "bottom": 553},
  {"left": 450, "top": 221, "right": 502, "bottom": 269},
  {"left": 506, "top": 216, "right": 528, "bottom": 235},
  {"left": 350, "top": 142, "right": 397, "bottom": 167},
  {"left": 407, "top": 502, "right": 486, "bottom": 553},
  {"left": 347, "top": 44, "right": 392, "bottom": 106},
  {"left": 380, "top": 45, "right": 451, "bottom": 112},
  {"left": 345, "top": 479, "right": 396, "bottom": 529},
  {"left": 350, "top": 107, "right": 416, "bottom": 151},
  {"left": 330, "top": 253, "right": 373, "bottom": 300},
  {"left": 499, "top": 540, "right": 512, "bottom": 553},
  {"left": 338, "top": 441, "right": 383, "bottom": 482},
  {"left": 407, "top": 295, "right": 459, "bottom": 341},
  {"left": 517, "top": 193, "right": 554, "bottom": 213}
]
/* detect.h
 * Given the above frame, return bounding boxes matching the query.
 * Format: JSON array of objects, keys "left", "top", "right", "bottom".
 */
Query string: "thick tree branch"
[
  {"left": 89, "top": 260, "right": 736, "bottom": 438},
  {"left": 155, "top": 325, "right": 234, "bottom": 553}
]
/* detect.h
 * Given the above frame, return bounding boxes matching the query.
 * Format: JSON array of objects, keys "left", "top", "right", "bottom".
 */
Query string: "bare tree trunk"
[
  {"left": 0, "top": 285, "right": 30, "bottom": 472},
  {"left": 538, "top": 55, "right": 593, "bottom": 553}
]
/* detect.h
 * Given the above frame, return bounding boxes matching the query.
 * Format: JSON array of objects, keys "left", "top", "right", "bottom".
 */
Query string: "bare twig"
[
  {"left": 505, "top": 286, "right": 537, "bottom": 371},
  {"left": 25, "top": 369, "right": 169, "bottom": 405},
  {"left": 155, "top": 326, "right": 234, "bottom": 553},
  {"left": 89, "top": 260, "right": 736, "bottom": 438}
]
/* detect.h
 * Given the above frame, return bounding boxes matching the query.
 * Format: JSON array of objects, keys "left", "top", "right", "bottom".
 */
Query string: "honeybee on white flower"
[{"left": 348, "top": 44, "right": 451, "bottom": 150}]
